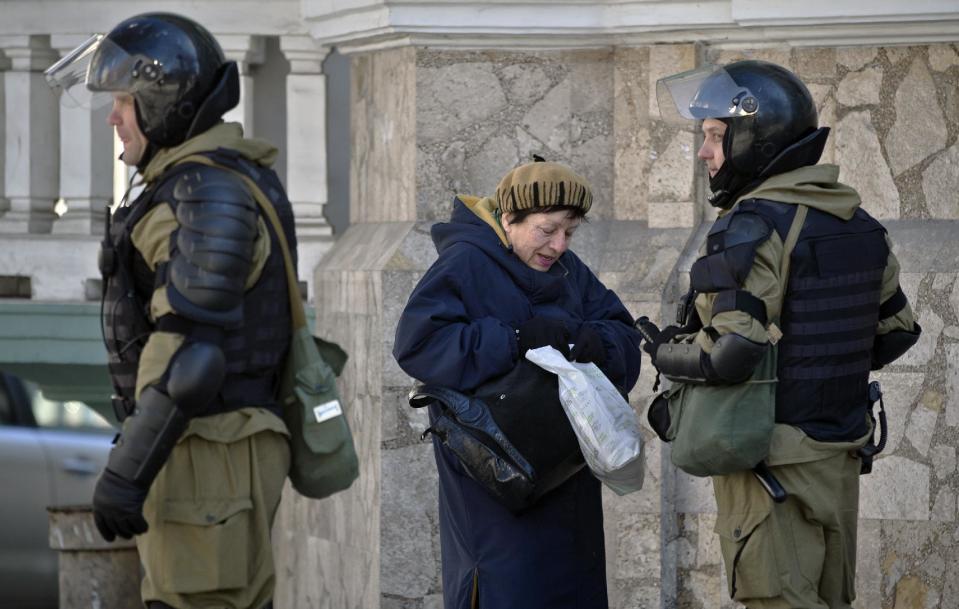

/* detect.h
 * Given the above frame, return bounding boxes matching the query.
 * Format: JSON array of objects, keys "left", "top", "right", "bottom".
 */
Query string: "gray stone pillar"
[
  {"left": 280, "top": 35, "right": 332, "bottom": 239},
  {"left": 48, "top": 506, "right": 140, "bottom": 609},
  {"left": 272, "top": 46, "right": 417, "bottom": 609},
  {"left": 50, "top": 35, "right": 112, "bottom": 236},
  {"left": 269, "top": 43, "right": 699, "bottom": 609},
  {"left": 279, "top": 35, "right": 333, "bottom": 301},
  {"left": 219, "top": 35, "right": 266, "bottom": 136},
  {"left": 0, "top": 35, "right": 60, "bottom": 234}
]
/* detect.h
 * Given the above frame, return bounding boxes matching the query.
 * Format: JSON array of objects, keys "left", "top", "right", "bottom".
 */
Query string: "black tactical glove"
[
  {"left": 569, "top": 324, "right": 607, "bottom": 366},
  {"left": 635, "top": 317, "right": 684, "bottom": 366},
  {"left": 92, "top": 468, "right": 149, "bottom": 542},
  {"left": 517, "top": 316, "right": 570, "bottom": 358}
]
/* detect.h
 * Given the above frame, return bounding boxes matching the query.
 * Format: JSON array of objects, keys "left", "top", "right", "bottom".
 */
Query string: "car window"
[{"left": 26, "top": 382, "right": 113, "bottom": 432}]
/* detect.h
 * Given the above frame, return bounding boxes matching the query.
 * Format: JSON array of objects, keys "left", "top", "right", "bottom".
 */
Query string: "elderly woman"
[{"left": 393, "top": 159, "right": 642, "bottom": 609}]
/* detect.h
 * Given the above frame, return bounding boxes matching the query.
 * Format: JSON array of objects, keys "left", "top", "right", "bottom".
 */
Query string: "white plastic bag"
[{"left": 525, "top": 346, "right": 645, "bottom": 495}]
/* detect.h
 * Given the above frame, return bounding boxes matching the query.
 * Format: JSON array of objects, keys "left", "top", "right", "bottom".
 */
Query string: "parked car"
[{"left": 0, "top": 370, "right": 113, "bottom": 609}]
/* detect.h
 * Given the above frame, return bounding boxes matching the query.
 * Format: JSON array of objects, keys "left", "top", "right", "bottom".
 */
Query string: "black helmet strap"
[{"left": 182, "top": 61, "right": 240, "bottom": 142}]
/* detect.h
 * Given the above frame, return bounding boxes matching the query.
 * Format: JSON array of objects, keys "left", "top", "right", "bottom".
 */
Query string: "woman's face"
[{"left": 502, "top": 208, "right": 582, "bottom": 272}]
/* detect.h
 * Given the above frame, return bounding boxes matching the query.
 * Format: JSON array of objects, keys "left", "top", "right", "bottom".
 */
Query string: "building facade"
[{"left": 1, "top": 1, "right": 957, "bottom": 607}]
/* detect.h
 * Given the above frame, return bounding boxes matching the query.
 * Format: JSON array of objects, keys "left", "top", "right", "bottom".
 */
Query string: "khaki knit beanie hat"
[{"left": 495, "top": 158, "right": 592, "bottom": 214}]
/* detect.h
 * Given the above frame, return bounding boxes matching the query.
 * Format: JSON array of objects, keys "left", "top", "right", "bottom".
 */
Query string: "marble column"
[
  {"left": 218, "top": 35, "right": 265, "bottom": 136},
  {"left": 0, "top": 35, "right": 60, "bottom": 234},
  {"left": 279, "top": 35, "right": 333, "bottom": 241},
  {"left": 279, "top": 35, "right": 333, "bottom": 303},
  {"left": 50, "top": 35, "right": 112, "bottom": 236}
]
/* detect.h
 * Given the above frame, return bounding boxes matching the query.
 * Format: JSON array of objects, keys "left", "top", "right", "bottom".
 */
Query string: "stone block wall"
[{"left": 289, "top": 40, "right": 959, "bottom": 609}]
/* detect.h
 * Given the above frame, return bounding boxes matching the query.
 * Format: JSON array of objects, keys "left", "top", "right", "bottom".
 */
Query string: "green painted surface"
[
  {"left": 0, "top": 301, "right": 107, "bottom": 364},
  {"left": 0, "top": 300, "right": 315, "bottom": 426},
  {"left": 0, "top": 301, "right": 114, "bottom": 422}
]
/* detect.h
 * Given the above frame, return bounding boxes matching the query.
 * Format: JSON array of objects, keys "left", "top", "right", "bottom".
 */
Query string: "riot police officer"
[
  {"left": 647, "top": 60, "right": 921, "bottom": 608},
  {"left": 46, "top": 13, "right": 296, "bottom": 609}
]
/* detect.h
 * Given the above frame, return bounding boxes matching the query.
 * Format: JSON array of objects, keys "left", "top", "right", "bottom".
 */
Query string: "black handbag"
[{"left": 409, "top": 360, "right": 584, "bottom": 514}]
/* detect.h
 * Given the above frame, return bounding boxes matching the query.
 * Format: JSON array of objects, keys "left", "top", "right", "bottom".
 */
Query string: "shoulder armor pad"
[
  {"left": 166, "top": 165, "right": 258, "bottom": 326},
  {"left": 706, "top": 211, "right": 772, "bottom": 250},
  {"left": 691, "top": 212, "right": 773, "bottom": 293}
]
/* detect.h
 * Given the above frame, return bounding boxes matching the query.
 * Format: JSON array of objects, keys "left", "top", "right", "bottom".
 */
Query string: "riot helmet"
[
  {"left": 46, "top": 13, "right": 239, "bottom": 149},
  {"left": 658, "top": 60, "right": 829, "bottom": 207}
]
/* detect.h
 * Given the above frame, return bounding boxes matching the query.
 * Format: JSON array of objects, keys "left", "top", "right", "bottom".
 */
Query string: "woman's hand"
[
  {"left": 517, "top": 316, "right": 570, "bottom": 357},
  {"left": 569, "top": 325, "right": 607, "bottom": 366}
]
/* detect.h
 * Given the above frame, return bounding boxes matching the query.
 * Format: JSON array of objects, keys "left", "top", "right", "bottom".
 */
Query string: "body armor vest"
[
  {"left": 101, "top": 149, "right": 297, "bottom": 418},
  {"left": 745, "top": 199, "right": 888, "bottom": 442}
]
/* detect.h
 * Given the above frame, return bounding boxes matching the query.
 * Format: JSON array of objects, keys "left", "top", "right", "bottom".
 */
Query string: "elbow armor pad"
[
  {"left": 656, "top": 342, "right": 711, "bottom": 384},
  {"left": 167, "top": 341, "right": 226, "bottom": 415},
  {"left": 167, "top": 166, "right": 258, "bottom": 326},
  {"left": 871, "top": 322, "right": 921, "bottom": 370},
  {"left": 106, "top": 341, "right": 226, "bottom": 491},
  {"left": 708, "top": 332, "right": 768, "bottom": 383},
  {"left": 656, "top": 332, "right": 767, "bottom": 385}
]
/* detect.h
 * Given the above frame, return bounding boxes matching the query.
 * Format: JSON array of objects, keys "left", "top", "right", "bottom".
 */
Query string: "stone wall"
[{"left": 298, "top": 41, "right": 959, "bottom": 609}]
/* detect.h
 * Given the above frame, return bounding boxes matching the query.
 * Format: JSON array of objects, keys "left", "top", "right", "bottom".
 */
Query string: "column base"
[
  {"left": 52, "top": 198, "right": 110, "bottom": 236},
  {"left": 0, "top": 198, "right": 57, "bottom": 233},
  {"left": 295, "top": 222, "right": 335, "bottom": 238}
]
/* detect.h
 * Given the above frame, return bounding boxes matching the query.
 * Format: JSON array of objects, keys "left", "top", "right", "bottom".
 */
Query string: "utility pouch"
[
  {"left": 279, "top": 326, "right": 358, "bottom": 498},
  {"left": 664, "top": 344, "right": 778, "bottom": 477},
  {"left": 856, "top": 381, "right": 887, "bottom": 475}
]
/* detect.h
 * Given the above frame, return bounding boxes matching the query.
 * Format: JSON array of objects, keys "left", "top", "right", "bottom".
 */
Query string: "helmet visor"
[
  {"left": 44, "top": 34, "right": 153, "bottom": 109},
  {"left": 656, "top": 65, "right": 759, "bottom": 124}
]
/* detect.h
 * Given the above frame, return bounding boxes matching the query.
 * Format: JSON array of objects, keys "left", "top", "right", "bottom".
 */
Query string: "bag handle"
[{"left": 178, "top": 154, "right": 307, "bottom": 331}]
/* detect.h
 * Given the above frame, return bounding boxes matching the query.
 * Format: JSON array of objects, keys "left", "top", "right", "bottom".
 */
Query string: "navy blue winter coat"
[{"left": 393, "top": 197, "right": 642, "bottom": 609}]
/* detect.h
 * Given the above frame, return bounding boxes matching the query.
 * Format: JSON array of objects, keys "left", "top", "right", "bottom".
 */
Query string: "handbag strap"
[{"left": 178, "top": 154, "right": 307, "bottom": 331}]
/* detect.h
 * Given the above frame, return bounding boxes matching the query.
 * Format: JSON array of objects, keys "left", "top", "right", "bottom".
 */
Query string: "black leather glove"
[
  {"left": 517, "top": 316, "right": 570, "bottom": 358},
  {"left": 569, "top": 324, "right": 607, "bottom": 366},
  {"left": 92, "top": 468, "right": 149, "bottom": 542},
  {"left": 635, "top": 317, "right": 663, "bottom": 361},
  {"left": 635, "top": 317, "right": 685, "bottom": 366}
]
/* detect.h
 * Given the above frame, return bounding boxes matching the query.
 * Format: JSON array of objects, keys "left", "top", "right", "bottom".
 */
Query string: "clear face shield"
[
  {"left": 44, "top": 34, "right": 159, "bottom": 109},
  {"left": 656, "top": 65, "right": 759, "bottom": 124}
]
